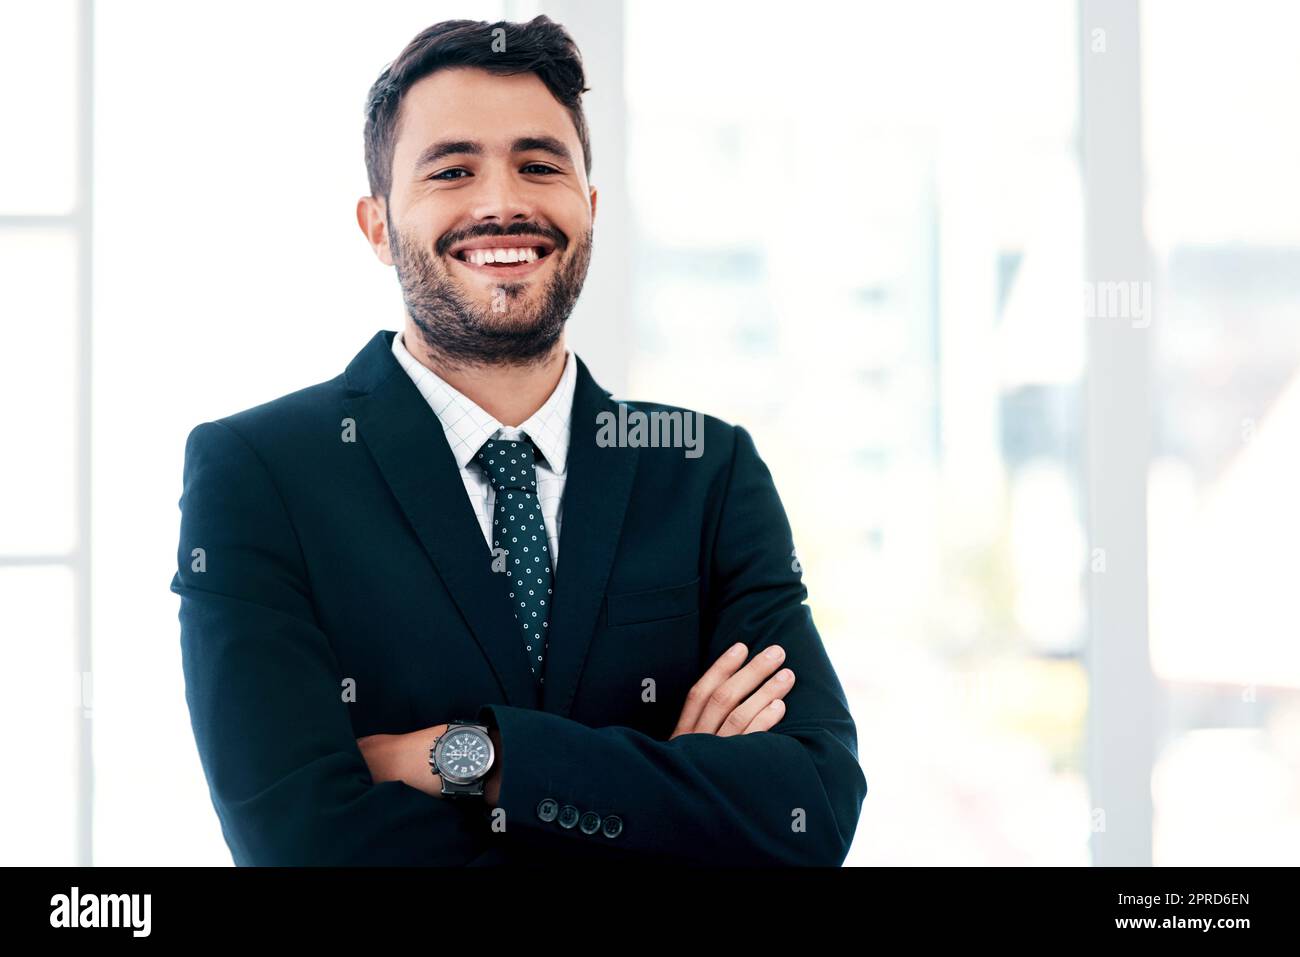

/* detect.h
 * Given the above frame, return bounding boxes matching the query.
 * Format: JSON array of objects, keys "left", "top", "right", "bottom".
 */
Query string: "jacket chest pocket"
[{"left": 605, "top": 577, "right": 700, "bottom": 626}]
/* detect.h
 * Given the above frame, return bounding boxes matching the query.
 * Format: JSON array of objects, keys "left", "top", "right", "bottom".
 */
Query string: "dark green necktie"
[{"left": 476, "top": 437, "right": 553, "bottom": 685}]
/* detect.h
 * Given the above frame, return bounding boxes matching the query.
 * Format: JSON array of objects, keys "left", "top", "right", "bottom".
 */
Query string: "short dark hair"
[{"left": 363, "top": 15, "right": 592, "bottom": 203}]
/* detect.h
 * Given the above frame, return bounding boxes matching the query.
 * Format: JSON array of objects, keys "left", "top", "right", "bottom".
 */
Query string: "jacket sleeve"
[
  {"left": 172, "top": 420, "right": 492, "bottom": 866},
  {"left": 478, "top": 424, "right": 867, "bottom": 866}
]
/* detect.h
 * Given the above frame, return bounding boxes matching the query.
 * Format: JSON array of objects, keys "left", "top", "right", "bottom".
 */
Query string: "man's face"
[{"left": 362, "top": 66, "right": 596, "bottom": 367}]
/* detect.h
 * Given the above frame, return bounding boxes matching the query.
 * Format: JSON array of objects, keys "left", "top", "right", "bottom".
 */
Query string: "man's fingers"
[
  {"left": 670, "top": 642, "right": 748, "bottom": 737},
  {"left": 715, "top": 668, "right": 796, "bottom": 738},
  {"left": 742, "top": 698, "right": 786, "bottom": 734},
  {"left": 693, "top": 644, "right": 787, "bottom": 735}
]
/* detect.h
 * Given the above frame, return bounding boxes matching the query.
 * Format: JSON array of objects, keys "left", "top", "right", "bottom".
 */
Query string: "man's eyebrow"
[
  {"left": 413, "top": 135, "right": 574, "bottom": 172},
  {"left": 511, "top": 135, "right": 573, "bottom": 165}
]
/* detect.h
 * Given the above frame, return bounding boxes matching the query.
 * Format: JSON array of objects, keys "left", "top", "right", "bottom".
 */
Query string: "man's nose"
[{"left": 469, "top": 167, "right": 536, "bottom": 224}]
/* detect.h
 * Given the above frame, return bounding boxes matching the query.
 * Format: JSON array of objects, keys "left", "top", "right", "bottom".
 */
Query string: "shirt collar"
[{"left": 391, "top": 330, "right": 575, "bottom": 475}]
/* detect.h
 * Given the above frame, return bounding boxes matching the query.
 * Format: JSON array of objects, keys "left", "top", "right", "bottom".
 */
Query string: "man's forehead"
[
  {"left": 395, "top": 68, "right": 572, "bottom": 148},
  {"left": 406, "top": 64, "right": 549, "bottom": 100},
  {"left": 397, "top": 67, "right": 566, "bottom": 132}
]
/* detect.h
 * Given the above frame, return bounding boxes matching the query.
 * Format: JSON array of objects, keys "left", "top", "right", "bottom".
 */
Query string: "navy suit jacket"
[{"left": 172, "top": 329, "right": 867, "bottom": 866}]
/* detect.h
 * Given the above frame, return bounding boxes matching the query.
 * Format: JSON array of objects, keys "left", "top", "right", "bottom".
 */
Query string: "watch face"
[{"left": 435, "top": 728, "right": 494, "bottom": 785}]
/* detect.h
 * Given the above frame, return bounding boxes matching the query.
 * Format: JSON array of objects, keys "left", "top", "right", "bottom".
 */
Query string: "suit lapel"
[
  {"left": 340, "top": 331, "right": 639, "bottom": 719},
  {"left": 342, "top": 331, "right": 536, "bottom": 708},
  {"left": 541, "top": 355, "right": 639, "bottom": 718}
]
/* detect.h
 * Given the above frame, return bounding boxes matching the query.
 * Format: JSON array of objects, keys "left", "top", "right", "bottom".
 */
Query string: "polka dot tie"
[{"left": 476, "top": 437, "right": 552, "bottom": 685}]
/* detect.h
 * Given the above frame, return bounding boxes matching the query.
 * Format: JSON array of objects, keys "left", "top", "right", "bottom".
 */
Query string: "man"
[{"left": 172, "top": 15, "right": 866, "bottom": 866}]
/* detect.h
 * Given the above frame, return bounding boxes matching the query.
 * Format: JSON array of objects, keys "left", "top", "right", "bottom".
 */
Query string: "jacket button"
[
  {"left": 557, "top": 804, "right": 580, "bottom": 829},
  {"left": 579, "top": 811, "right": 602, "bottom": 835},
  {"left": 536, "top": 798, "right": 559, "bottom": 823},
  {"left": 602, "top": 815, "right": 624, "bottom": 839}
]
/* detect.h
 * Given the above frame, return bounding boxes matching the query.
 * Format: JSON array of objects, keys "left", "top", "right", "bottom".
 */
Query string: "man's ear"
[
  {"left": 356, "top": 194, "right": 394, "bottom": 266},
  {"left": 589, "top": 185, "right": 598, "bottom": 224}
]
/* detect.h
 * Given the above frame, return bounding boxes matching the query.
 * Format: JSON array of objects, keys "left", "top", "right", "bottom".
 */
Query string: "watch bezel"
[{"left": 431, "top": 724, "right": 495, "bottom": 786}]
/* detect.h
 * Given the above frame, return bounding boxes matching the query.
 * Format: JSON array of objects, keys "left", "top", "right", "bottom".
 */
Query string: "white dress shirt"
[{"left": 391, "top": 331, "right": 576, "bottom": 574}]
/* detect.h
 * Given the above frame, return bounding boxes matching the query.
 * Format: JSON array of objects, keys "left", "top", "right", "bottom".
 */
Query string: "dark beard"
[{"left": 388, "top": 211, "right": 592, "bottom": 371}]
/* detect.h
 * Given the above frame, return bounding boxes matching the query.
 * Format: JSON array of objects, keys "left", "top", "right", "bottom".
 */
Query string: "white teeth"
[{"left": 461, "top": 247, "right": 542, "bottom": 266}]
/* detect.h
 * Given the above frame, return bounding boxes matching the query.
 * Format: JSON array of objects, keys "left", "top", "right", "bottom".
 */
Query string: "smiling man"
[{"left": 172, "top": 16, "right": 867, "bottom": 866}]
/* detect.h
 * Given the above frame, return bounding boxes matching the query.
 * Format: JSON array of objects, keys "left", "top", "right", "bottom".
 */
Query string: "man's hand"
[
  {"left": 670, "top": 643, "right": 795, "bottom": 739},
  {"left": 357, "top": 724, "right": 447, "bottom": 798}
]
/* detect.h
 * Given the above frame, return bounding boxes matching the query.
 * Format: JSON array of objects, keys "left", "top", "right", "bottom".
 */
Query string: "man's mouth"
[{"left": 446, "top": 239, "right": 557, "bottom": 278}]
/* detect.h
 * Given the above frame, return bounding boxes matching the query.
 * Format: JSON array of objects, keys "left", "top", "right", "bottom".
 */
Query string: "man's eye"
[{"left": 430, "top": 165, "right": 558, "bottom": 181}]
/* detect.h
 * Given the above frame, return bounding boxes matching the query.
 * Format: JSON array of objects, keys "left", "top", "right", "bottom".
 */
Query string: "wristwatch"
[{"left": 429, "top": 719, "right": 495, "bottom": 800}]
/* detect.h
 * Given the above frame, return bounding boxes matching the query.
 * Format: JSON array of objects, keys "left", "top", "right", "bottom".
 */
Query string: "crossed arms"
[{"left": 173, "top": 419, "right": 867, "bottom": 866}]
